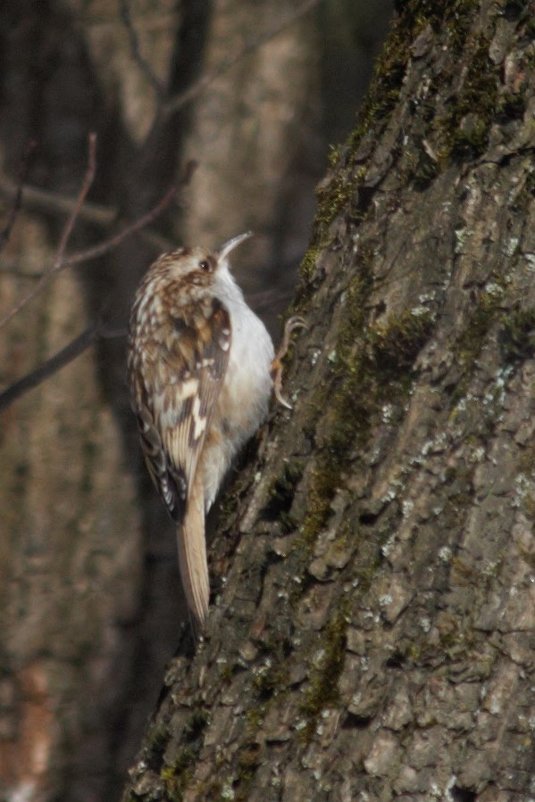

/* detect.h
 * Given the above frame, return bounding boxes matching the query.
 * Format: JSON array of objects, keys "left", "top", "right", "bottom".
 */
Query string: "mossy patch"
[
  {"left": 158, "top": 709, "right": 209, "bottom": 800},
  {"left": 161, "top": 751, "right": 195, "bottom": 799},
  {"left": 449, "top": 294, "right": 535, "bottom": 407},
  {"left": 369, "top": 308, "right": 435, "bottom": 378},
  {"left": 146, "top": 719, "right": 168, "bottom": 760},
  {"left": 231, "top": 742, "right": 263, "bottom": 802},
  {"left": 299, "top": 0, "right": 500, "bottom": 290},
  {"left": 299, "top": 244, "right": 323, "bottom": 286},
  {"left": 298, "top": 605, "right": 348, "bottom": 740},
  {"left": 498, "top": 307, "right": 535, "bottom": 365},
  {"left": 298, "top": 7, "right": 414, "bottom": 288},
  {"left": 296, "top": 261, "right": 376, "bottom": 551},
  {"left": 398, "top": 0, "right": 480, "bottom": 50},
  {"left": 434, "top": 34, "right": 500, "bottom": 160},
  {"left": 262, "top": 460, "right": 304, "bottom": 531},
  {"left": 252, "top": 651, "right": 290, "bottom": 702},
  {"left": 299, "top": 265, "right": 435, "bottom": 555}
]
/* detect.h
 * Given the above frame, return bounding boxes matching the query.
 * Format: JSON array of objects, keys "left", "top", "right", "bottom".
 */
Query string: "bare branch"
[
  {"left": 55, "top": 132, "right": 97, "bottom": 265},
  {"left": 64, "top": 185, "right": 176, "bottom": 268},
  {"left": 0, "top": 159, "right": 198, "bottom": 268},
  {"left": 0, "top": 319, "right": 128, "bottom": 413},
  {"left": 162, "top": 0, "right": 320, "bottom": 120},
  {"left": 0, "top": 140, "right": 37, "bottom": 252},
  {"left": 0, "top": 176, "right": 115, "bottom": 226},
  {"left": 0, "top": 324, "right": 99, "bottom": 412},
  {"left": 0, "top": 133, "right": 96, "bottom": 328},
  {"left": 119, "top": 0, "right": 164, "bottom": 96},
  {"left": 0, "top": 181, "right": 176, "bottom": 332},
  {"left": 0, "top": 134, "right": 98, "bottom": 331},
  {"left": 0, "top": 261, "right": 43, "bottom": 278},
  {"left": 0, "top": 176, "right": 179, "bottom": 253},
  {"left": 60, "top": 161, "right": 195, "bottom": 267}
]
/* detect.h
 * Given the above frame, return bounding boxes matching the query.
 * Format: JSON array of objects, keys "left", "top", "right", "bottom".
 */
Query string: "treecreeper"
[{"left": 127, "top": 232, "right": 304, "bottom": 630}]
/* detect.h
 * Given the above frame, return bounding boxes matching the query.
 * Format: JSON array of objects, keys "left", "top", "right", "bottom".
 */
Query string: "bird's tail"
[{"left": 177, "top": 473, "right": 210, "bottom": 631}]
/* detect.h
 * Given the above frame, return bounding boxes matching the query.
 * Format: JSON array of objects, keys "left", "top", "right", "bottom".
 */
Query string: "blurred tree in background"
[{"left": 0, "top": 1, "right": 392, "bottom": 799}]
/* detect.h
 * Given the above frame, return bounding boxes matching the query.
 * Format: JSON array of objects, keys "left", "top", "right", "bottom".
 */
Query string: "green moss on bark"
[
  {"left": 299, "top": 605, "right": 348, "bottom": 740},
  {"left": 436, "top": 34, "right": 500, "bottom": 159}
]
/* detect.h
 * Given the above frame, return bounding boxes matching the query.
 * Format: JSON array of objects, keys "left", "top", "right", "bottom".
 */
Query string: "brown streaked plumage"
[
  {"left": 127, "top": 235, "right": 274, "bottom": 629},
  {"left": 128, "top": 235, "right": 305, "bottom": 631}
]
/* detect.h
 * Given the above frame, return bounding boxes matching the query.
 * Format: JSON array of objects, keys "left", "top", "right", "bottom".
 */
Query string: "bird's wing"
[{"left": 132, "top": 297, "right": 231, "bottom": 522}]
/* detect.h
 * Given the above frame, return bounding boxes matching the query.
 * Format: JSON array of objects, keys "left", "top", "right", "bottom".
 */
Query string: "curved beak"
[{"left": 217, "top": 231, "right": 253, "bottom": 262}]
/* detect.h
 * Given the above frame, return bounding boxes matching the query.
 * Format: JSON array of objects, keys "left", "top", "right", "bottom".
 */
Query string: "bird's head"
[{"left": 155, "top": 231, "right": 253, "bottom": 289}]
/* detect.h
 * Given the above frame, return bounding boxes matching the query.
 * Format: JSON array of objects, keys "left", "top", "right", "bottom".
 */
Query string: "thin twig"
[
  {"left": 0, "top": 159, "right": 197, "bottom": 258},
  {"left": 55, "top": 132, "right": 97, "bottom": 265},
  {"left": 0, "top": 320, "right": 127, "bottom": 413},
  {"left": 0, "top": 177, "right": 115, "bottom": 226},
  {"left": 0, "top": 184, "right": 175, "bottom": 331},
  {"left": 0, "top": 140, "right": 37, "bottom": 252},
  {"left": 0, "top": 178, "right": 179, "bottom": 253},
  {"left": 58, "top": 161, "right": 194, "bottom": 268},
  {"left": 64, "top": 185, "right": 176, "bottom": 267},
  {"left": 0, "top": 134, "right": 98, "bottom": 331},
  {"left": 0, "top": 324, "right": 98, "bottom": 412},
  {"left": 119, "top": 0, "right": 164, "bottom": 96},
  {"left": 162, "top": 0, "right": 321, "bottom": 120},
  {"left": 0, "top": 262, "right": 43, "bottom": 278}
]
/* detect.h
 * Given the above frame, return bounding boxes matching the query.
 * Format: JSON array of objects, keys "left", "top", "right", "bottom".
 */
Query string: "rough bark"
[{"left": 122, "top": 2, "right": 535, "bottom": 800}]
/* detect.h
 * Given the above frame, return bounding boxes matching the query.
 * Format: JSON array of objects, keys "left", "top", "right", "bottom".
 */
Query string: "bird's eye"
[{"left": 198, "top": 259, "right": 210, "bottom": 272}]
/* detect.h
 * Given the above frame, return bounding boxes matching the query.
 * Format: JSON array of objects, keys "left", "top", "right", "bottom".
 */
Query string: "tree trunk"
[{"left": 122, "top": 2, "right": 535, "bottom": 800}]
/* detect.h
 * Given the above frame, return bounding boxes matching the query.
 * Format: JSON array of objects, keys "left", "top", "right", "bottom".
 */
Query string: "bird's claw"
[{"left": 272, "top": 316, "right": 307, "bottom": 409}]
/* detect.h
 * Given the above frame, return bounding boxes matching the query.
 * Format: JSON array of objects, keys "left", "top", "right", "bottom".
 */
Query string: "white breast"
[{"left": 200, "top": 263, "right": 274, "bottom": 509}]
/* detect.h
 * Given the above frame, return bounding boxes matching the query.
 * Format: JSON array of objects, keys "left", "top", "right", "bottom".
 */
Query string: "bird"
[{"left": 127, "top": 232, "right": 304, "bottom": 631}]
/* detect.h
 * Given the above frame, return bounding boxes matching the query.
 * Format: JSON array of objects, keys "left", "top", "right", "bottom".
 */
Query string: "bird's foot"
[{"left": 271, "top": 316, "right": 307, "bottom": 409}]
